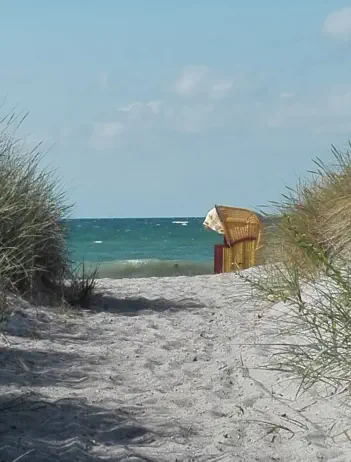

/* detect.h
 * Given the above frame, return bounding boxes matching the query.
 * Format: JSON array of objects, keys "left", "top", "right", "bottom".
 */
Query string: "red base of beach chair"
[{"left": 214, "top": 239, "right": 230, "bottom": 274}]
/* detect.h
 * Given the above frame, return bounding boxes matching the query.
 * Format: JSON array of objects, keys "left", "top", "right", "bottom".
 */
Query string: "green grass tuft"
[
  {"left": 245, "top": 144, "right": 351, "bottom": 393},
  {"left": 0, "top": 112, "right": 98, "bottom": 323}
]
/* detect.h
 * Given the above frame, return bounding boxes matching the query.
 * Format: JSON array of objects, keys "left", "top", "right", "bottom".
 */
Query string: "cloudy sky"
[{"left": 1, "top": 1, "right": 351, "bottom": 217}]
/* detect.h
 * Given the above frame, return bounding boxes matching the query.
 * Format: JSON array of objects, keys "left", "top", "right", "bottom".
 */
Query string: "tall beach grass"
[
  {"left": 0, "top": 113, "right": 97, "bottom": 322},
  {"left": 246, "top": 144, "right": 351, "bottom": 393}
]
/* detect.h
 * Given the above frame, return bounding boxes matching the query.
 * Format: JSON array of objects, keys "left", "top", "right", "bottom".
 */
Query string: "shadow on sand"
[
  {"left": 0, "top": 291, "right": 205, "bottom": 461},
  {"left": 88, "top": 293, "right": 204, "bottom": 317},
  {"left": 0, "top": 347, "right": 94, "bottom": 388},
  {"left": 0, "top": 391, "right": 169, "bottom": 462},
  {"left": 0, "top": 352, "right": 198, "bottom": 462},
  {"left": 0, "top": 323, "right": 198, "bottom": 461}
]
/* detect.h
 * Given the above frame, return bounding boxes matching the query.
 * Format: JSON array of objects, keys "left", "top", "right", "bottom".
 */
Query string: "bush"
[
  {"left": 0, "top": 113, "right": 97, "bottom": 311},
  {"left": 245, "top": 145, "right": 351, "bottom": 393},
  {"left": 63, "top": 261, "right": 99, "bottom": 309}
]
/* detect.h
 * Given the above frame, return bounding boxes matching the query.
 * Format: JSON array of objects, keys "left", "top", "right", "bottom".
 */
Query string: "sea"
[{"left": 66, "top": 217, "right": 224, "bottom": 279}]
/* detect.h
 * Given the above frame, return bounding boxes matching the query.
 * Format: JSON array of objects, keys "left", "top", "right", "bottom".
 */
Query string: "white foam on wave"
[
  {"left": 82, "top": 257, "right": 214, "bottom": 279},
  {"left": 94, "top": 240, "right": 103, "bottom": 244},
  {"left": 172, "top": 220, "right": 188, "bottom": 225},
  {"left": 122, "top": 259, "right": 151, "bottom": 266}
]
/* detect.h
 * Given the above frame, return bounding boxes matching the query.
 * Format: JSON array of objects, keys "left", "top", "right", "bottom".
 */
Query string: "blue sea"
[{"left": 66, "top": 218, "right": 224, "bottom": 278}]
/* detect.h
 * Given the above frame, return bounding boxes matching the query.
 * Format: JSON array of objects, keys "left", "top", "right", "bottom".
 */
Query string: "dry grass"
[
  {"left": 63, "top": 261, "right": 99, "bottom": 309},
  {"left": 244, "top": 144, "right": 351, "bottom": 393},
  {"left": 0, "top": 112, "right": 98, "bottom": 324}
]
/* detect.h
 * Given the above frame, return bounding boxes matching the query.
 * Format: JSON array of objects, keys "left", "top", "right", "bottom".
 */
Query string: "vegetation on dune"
[
  {"left": 0, "top": 113, "right": 97, "bottom": 325},
  {"left": 246, "top": 144, "right": 351, "bottom": 393}
]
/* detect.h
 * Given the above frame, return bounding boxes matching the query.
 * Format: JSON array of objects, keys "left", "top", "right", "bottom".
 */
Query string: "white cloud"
[
  {"left": 118, "top": 100, "right": 163, "bottom": 118},
  {"left": 88, "top": 83, "right": 351, "bottom": 145},
  {"left": 323, "top": 7, "right": 351, "bottom": 40},
  {"left": 93, "top": 121, "right": 124, "bottom": 138},
  {"left": 118, "top": 102, "right": 142, "bottom": 113},
  {"left": 118, "top": 102, "right": 147, "bottom": 121},
  {"left": 170, "top": 104, "right": 215, "bottom": 134},
  {"left": 90, "top": 121, "right": 125, "bottom": 149},
  {"left": 146, "top": 100, "right": 162, "bottom": 114},
  {"left": 174, "top": 66, "right": 234, "bottom": 99},
  {"left": 210, "top": 80, "right": 233, "bottom": 99},
  {"left": 86, "top": 65, "right": 351, "bottom": 146},
  {"left": 264, "top": 84, "right": 351, "bottom": 134},
  {"left": 175, "top": 66, "right": 209, "bottom": 96},
  {"left": 280, "top": 91, "right": 294, "bottom": 99}
]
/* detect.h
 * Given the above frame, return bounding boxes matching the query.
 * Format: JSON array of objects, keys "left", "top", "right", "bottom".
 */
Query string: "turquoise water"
[{"left": 66, "top": 218, "right": 224, "bottom": 278}]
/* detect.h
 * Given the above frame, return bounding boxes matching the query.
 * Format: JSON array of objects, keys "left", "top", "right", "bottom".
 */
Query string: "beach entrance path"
[{"left": 0, "top": 273, "right": 350, "bottom": 461}]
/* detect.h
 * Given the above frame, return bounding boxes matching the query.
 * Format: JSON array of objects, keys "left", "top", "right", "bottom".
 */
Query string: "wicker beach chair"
[{"left": 213, "top": 205, "right": 261, "bottom": 273}]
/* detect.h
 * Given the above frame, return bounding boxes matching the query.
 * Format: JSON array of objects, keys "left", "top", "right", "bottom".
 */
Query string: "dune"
[{"left": 0, "top": 271, "right": 350, "bottom": 461}]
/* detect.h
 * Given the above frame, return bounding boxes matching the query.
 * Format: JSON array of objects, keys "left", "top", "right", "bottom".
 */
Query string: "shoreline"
[
  {"left": 85, "top": 258, "right": 215, "bottom": 279},
  {"left": 1, "top": 272, "right": 350, "bottom": 461}
]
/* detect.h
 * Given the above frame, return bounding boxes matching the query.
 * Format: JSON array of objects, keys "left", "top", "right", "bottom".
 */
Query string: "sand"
[{"left": 0, "top": 271, "right": 351, "bottom": 461}]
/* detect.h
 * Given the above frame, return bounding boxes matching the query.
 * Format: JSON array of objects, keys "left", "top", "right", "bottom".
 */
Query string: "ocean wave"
[{"left": 82, "top": 259, "right": 213, "bottom": 279}]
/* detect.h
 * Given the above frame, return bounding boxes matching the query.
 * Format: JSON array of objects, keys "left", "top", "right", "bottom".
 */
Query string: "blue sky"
[{"left": 1, "top": 1, "right": 351, "bottom": 217}]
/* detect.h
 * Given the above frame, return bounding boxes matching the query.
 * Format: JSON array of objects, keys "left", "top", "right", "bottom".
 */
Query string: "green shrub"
[
  {"left": 63, "top": 261, "right": 99, "bottom": 309},
  {"left": 245, "top": 145, "right": 351, "bottom": 393},
  {"left": 0, "top": 113, "right": 97, "bottom": 308}
]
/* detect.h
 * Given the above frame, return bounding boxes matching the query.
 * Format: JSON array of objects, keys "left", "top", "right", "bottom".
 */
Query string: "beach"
[
  {"left": 1, "top": 271, "right": 350, "bottom": 462},
  {"left": 1, "top": 2, "right": 350, "bottom": 461}
]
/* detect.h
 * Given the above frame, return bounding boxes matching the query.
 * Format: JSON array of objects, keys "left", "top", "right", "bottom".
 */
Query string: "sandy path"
[{"left": 0, "top": 272, "right": 350, "bottom": 461}]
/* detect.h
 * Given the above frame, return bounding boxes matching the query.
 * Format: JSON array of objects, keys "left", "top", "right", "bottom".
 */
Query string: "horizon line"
[{"left": 66, "top": 216, "right": 206, "bottom": 220}]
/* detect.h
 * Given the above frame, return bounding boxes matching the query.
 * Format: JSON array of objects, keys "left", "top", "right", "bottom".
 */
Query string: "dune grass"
[
  {"left": 245, "top": 145, "right": 351, "bottom": 393},
  {"left": 0, "top": 113, "right": 97, "bottom": 323}
]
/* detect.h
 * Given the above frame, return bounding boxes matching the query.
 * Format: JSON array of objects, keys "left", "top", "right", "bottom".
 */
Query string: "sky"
[{"left": 0, "top": 1, "right": 351, "bottom": 218}]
